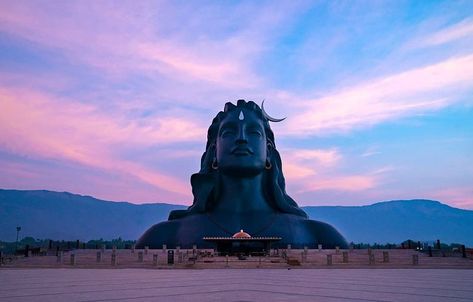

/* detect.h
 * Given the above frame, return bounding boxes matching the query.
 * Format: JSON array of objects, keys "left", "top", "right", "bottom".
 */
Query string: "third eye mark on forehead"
[{"left": 219, "top": 120, "right": 264, "bottom": 133}]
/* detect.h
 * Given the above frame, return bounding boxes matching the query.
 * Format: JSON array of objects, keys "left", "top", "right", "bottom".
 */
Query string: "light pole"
[{"left": 16, "top": 226, "right": 21, "bottom": 252}]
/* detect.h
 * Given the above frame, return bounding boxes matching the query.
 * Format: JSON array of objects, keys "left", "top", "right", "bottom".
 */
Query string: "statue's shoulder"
[
  {"left": 136, "top": 219, "right": 180, "bottom": 248},
  {"left": 302, "top": 218, "right": 338, "bottom": 232},
  {"left": 141, "top": 214, "right": 207, "bottom": 231},
  {"left": 303, "top": 218, "right": 348, "bottom": 248},
  {"left": 137, "top": 213, "right": 213, "bottom": 249},
  {"left": 277, "top": 214, "right": 347, "bottom": 248},
  {"left": 141, "top": 220, "right": 180, "bottom": 238}
]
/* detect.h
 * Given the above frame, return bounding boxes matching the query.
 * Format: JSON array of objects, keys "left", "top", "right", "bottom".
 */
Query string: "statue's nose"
[{"left": 236, "top": 127, "right": 247, "bottom": 144}]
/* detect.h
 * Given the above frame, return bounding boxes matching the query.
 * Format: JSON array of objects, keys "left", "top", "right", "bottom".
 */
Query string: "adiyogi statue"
[{"left": 137, "top": 100, "right": 347, "bottom": 249}]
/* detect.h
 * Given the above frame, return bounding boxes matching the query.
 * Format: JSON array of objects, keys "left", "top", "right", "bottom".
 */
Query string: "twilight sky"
[{"left": 1, "top": 1, "right": 472, "bottom": 209}]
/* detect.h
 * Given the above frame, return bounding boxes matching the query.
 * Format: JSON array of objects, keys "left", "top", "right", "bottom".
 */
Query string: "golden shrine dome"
[{"left": 232, "top": 229, "right": 251, "bottom": 238}]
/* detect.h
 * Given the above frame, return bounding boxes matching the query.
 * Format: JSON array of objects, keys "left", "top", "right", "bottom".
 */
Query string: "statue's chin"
[{"left": 219, "top": 165, "right": 264, "bottom": 177}]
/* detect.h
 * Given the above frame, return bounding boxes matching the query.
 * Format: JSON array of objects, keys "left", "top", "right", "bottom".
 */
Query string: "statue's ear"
[
  {"left": 267, "top": 142, "right": 273, "bottom": 159},
  {"left": 201, "top": 142, "right": 217, "bottom": 173},
  {"left": 210, "top": 143, "right": 217, "bottom": 159}
]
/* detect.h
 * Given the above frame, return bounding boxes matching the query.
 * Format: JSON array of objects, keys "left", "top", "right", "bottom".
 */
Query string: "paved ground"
[{"left": 1, "top": 268, "right": 473, "bottom": 302}]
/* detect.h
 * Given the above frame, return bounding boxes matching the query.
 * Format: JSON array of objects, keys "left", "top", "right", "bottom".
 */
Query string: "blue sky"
[{"left": 0, "top": 1, "right": 472, "bottom": 208}]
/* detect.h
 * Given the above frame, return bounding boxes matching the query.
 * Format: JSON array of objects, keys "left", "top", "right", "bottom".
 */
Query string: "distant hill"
[
  {"left": 304, "top": 200, "right": 473, "bottom": 246},
  {"left": 0, "top": 189, "right": 185, "bottom": 241},
  {"left": 1, "top": 189, "right": 472, "bottom": 245}
]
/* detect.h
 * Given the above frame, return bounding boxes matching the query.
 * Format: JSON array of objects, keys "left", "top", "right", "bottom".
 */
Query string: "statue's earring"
[
  {"left": 266, "top": 142, "right": 273, "bottom": 170},
  {"left": 265, "top": 159, "right": 272, "bottom": 170},
  {"left": 212, "top": 158, "right": 218, "bottom": 170}
]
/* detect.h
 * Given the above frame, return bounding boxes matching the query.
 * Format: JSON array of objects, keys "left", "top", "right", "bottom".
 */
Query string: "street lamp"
[{"left": 16, "top": 226, "right": 21, "bottom": 252}]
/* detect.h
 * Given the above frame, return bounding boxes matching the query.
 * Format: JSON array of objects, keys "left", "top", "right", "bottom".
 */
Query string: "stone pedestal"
[
  {"left": 412, "top": 254, "right": 419, "bottom": 265},
  {"left": 369, "top": 253, "right": 375, "bottom": 265},
  {"left": 96, "top": 251, "right": 102, "bottom": 263},
  {"left": 111, "top": 252, "right": 118, "bottom": 266},
  {"left": 342, "top": 251, "right": 348, "bottom": 263},
  {"left": 167, "top": 250, "right": 174, "bottom": 265},
  {"left": 138, "top": 251, "right": 144, "bottom": 262},
  {"left": 153, "top": 254, "right": 158, "bottom": 266},
  {"left": 326, "top": 254, "right": 332, "bottom": 265},
  {"left": 56, "top": 251, "right": 63, "bottom": 263},
  {"left": 70, "top": 254, "right": 76, "bottom": 266},
  {"left": 383, "top": 251, "right": 389, "bottom": 263}
]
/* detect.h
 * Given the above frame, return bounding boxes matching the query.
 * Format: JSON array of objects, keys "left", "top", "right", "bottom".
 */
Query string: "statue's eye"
[
  {"left": 220, "top": 128, "right": 236, "bottom": 137},
  {"left": 248, "top": 128, "right": 262, "bottom": 137}
]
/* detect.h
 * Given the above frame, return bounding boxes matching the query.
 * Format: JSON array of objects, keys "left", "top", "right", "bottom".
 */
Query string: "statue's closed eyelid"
[
  {"left": 246, "top": 125, "right": 263, "bottom": 135},
  {"left": 248, "top": 129, "right": 262, "bottom": 136},
  {"left": 220, "top": 126, "right": 236, "bottom": 136}
]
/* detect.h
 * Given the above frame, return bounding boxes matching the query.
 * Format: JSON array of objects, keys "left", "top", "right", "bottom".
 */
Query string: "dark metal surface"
[{"left": 137, "top": 100, "right": 348, "bottom": 249}]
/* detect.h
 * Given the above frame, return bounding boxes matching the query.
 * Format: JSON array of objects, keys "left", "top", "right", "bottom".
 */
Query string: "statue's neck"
[{"left": 213, "top": 173, "right": 274, "bottom": 214}]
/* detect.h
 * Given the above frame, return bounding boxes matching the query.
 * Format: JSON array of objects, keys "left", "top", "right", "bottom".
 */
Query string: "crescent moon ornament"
[{"left": 261, "top": 100, "right": 286, "bottom": 122}]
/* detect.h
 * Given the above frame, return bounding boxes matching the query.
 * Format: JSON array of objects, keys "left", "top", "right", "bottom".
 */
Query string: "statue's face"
[{"left": 216, "top": 108, "right": 267, "bottom": 176}]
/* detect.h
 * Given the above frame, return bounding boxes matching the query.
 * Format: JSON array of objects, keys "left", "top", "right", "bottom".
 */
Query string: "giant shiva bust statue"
[{"left": 137, "top": 100, "right": 347, "bottom": 249}]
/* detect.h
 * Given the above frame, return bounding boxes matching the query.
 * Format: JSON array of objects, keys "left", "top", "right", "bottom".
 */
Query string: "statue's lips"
[{"left": 231, "top": 147, "right": 254, "bottom": 156}]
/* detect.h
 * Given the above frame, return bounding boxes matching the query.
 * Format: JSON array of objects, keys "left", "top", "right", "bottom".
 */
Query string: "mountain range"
[{"left": 1, "top": 189, "right": 472, "bottom": 245}]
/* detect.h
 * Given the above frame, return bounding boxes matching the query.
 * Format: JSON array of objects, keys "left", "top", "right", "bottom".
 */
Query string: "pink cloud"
[
  {"left": 281, "top": 148, "right": 377, "bottom": 193},
  {"left": 282, "top": 163, "right": 316, "bottom": 180},
  {"left": 134, "top": 42, "right": 260, "bottom": 88},
  {"left": 299, "top": 175, "right": 377, "bottom": 192},
  {"left": 0, "top": 86, "right": 200, "bottom": 200},
  {"left": 1, "top": 2, "right": 471, "bottom": 209},
  {"left": 361, "top": 146, "right": 381, "bottom": 158},
  {"left": 426, "top": 187, "right": 473, "bottom": 210},
  {"left": 418, "top": 18, "right": 473, "bottom": 47},
  {"left": 279, "top": 148, "right": 340, "bottom": 181},
  {"left": 0, "top": 160, "right": 39, "bottom": 180},
  {"left": 280, "top": 147, "right": 394, "bottom": 200},
  {"left": 283, "top": 54, "right": 473, "bottom": 136},
  {"left": 0, "top": 157, "right": 189, "bottom": 204},
  {"left": 285, "top": 148, "right": 340, "bottom": 166},
  {"left": 0, "top": 2, "right": 302, "bottom": 89}
]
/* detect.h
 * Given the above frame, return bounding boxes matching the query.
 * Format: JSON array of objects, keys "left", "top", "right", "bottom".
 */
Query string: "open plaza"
[
  {"left": 1, "top": 247, "right": 473, "bottom": 301},
  {"left": 1, "top": 267, "right": 473, "bottom": 302}
]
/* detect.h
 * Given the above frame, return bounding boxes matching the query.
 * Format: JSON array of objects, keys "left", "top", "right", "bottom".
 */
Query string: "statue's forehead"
[{"left": 220, "top": 109, "right": 263, "bottom": 126}]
